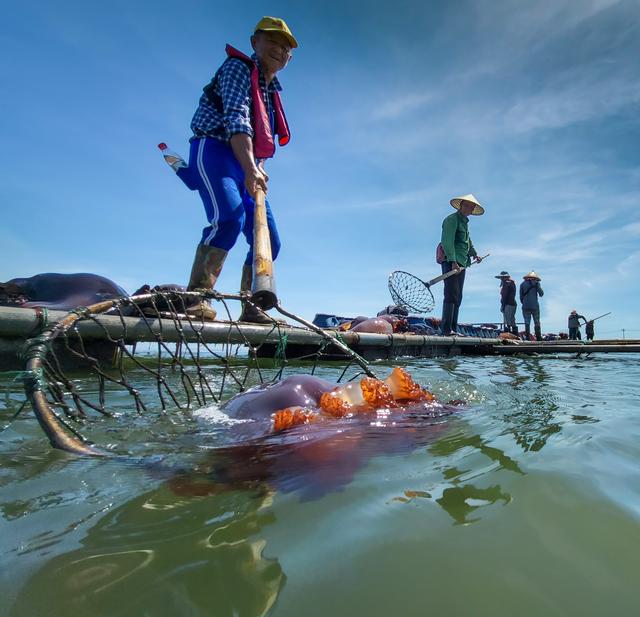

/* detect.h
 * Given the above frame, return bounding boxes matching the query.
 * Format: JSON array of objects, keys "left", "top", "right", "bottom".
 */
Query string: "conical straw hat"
[
  {"left": 450, "top": 193, "right": 484, "bottom": 216},
  {"left": 523, "top": 271, "right": 541, "bottom": 280}
]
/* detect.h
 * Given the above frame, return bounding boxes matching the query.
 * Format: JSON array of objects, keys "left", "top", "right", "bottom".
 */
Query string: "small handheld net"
[
  {"left": 388, "top": 271, "right": 435, "bottom": 314},
  {"left": 18, "top": 289, "right": 376, "bottom": 458}
]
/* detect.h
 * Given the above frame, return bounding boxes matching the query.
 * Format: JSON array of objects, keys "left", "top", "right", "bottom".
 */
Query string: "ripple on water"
[{"left": 2, "top": 355, "right": 640, "bottom": 615}]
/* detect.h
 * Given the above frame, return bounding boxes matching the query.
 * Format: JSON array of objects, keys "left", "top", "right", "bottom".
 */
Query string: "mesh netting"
[
  {"left": 17, "top": 290, "right": 377, "bottom": 457},
  {"left": 388, "top": 271, "right": 436, "bottom": 313}
]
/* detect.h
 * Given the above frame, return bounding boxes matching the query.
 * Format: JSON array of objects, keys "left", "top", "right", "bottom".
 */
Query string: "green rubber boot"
[{"left": 186, "top": 243, "right": 228, "bottom": 321}]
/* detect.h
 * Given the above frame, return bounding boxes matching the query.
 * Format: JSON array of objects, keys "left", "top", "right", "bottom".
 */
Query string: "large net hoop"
[
  {"left": 19, "top": 290, "right": 376, "bottom": 458},
  {"left": 388, "top": 271, "right": 436, "bottom": 313}
]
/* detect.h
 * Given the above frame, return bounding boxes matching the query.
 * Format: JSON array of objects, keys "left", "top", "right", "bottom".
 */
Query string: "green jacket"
[{"left": 441, "top": 211, "right": 477, "bottom": 266}]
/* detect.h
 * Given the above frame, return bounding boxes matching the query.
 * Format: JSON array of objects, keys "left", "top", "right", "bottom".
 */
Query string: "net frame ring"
[{"left": 388, "top": 271, "right": 435, "bottom": 314}]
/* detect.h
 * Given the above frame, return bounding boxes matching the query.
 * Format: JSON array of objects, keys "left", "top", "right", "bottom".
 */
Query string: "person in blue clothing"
[
  {"left": 176, "top": 17, "right": 297, "bottom": 322},
  {"left": 519, "top": 271, "right": 544, "bottom": 340}
]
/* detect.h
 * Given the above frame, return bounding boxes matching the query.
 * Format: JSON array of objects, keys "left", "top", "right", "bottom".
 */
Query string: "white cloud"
[
  {"left": 622, "top": 222, "right": 640, "bottom": 235},
  {"left": 304, "top": 187, "right": 441, "bottom": 213},
  {"left": 371, "top": 92, "right": 435, "bottom": 121},
  {"left": 502, "top": 67, "right": 640, "bottom": 134},
  {"left": 616, "top": 250, "right": 640, "bottom": 275}
]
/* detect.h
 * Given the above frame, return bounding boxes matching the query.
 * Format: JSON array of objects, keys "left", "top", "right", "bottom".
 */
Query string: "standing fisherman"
[
  {"left": 439, "top": 194, "right": 484, "bottom": 335},
  {"left": 495, "top": 271, "right": 517, "bottom": 334},
  {"left": 568, "top": 309, "right": 586, "bottom": 340},
  {"left": 519, "top": 271, "right": 544, "bottom": 341},
  {"left": 173, "top": 17, "right": 297, "bottom": 322},
  {"left": 585, "top": 320, "right": 595, "bottom": 341}
]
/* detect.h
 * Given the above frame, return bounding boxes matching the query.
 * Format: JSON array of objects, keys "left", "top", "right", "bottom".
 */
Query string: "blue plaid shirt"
[{"left": 190, "top": 53, "right": 282, "bottom": 143}]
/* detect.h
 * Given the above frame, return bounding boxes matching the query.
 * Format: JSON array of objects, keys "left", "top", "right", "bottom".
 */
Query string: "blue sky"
[{"left": 2, "top": 0, "right": 639, "bottom": 335}]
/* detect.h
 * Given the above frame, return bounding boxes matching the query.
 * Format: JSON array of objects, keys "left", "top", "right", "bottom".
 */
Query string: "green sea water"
[{"left": 1, "top": 354, "right": 639, "bottom": 616}]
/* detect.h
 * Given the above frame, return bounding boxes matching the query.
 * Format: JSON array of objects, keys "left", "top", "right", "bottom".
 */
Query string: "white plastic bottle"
[{"left": 158, "top": 142, "right": 187, "bottom": 172}]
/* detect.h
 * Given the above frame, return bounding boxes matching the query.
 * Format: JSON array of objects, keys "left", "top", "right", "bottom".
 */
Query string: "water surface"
[{"left": 1, "top": 354, "right": 639, "bottom": 616}]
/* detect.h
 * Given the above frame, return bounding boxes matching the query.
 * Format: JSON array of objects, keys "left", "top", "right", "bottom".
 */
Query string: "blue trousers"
[
  {"left": 178, "top": 137, "right": 281, "bottom": 265},
  {"left": 522, "top": 307, "right": 541, "bottom": 330}
]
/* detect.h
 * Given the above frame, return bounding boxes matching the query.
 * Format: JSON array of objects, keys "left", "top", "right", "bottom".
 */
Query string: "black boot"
[
  {"left": 440, "top": 302, "right": 455, "bottom": 335},
  {"left": 535, "top": 325, "right": 542, "bottom": 342},
  {"left": 525, "top": 325, "right": 531, "bottom": 340}
]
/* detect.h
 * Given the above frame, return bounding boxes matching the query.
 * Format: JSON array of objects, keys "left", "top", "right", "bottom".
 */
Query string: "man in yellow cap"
[
  {"left": 170, "top": 17, "right": 297, "bottom": 322},
  {"left": 438, "top": 194, "right": 484, "bottom": 335}
]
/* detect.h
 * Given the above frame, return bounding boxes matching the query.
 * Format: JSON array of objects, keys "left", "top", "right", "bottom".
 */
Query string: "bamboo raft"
[{"left": 1, "top": 306, "right": 638, "bottom": 371}]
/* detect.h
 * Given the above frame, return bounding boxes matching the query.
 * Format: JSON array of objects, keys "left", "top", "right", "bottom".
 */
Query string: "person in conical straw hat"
[
  {"left": 495, "top": 271, "right": 517, "bottom": 334},
  {"left": 438, "top": 194, "right": 485, "bottom": 336},
  {"left": 519, "top": 271, "right": 544, "bottom": 340},
  {"left": 166, "top": 16, "right": 298, "bottom": 322}
]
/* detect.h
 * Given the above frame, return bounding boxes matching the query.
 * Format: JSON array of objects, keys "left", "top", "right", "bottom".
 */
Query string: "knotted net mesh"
[
  {"left": 16, "top": 290, "right": 375, "bottom": 458},
  {"left": 388, "top": 271, "right": 436, "bottom": 313}
]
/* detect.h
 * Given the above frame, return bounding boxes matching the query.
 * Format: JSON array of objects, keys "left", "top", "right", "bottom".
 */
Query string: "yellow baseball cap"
[{"left": 254, "top": 16, "right": 298, "bottom": 49}]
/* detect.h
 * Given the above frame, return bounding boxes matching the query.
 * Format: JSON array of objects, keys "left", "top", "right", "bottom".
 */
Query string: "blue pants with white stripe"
[{"left": 179, "top": 137, "right": 281, "bottom": 265}]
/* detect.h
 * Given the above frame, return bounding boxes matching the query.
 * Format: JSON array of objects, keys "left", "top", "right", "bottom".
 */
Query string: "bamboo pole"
[{"left": 251, "top": 188, "right": 277, "bottom": 310}]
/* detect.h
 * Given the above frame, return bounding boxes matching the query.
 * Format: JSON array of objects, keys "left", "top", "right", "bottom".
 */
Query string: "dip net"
[
  {"left": 16, "top": 290, "right": 376, "bottom": 458},
  {"left": 388, "top": 271, "right": 436, "bottom": 314}
]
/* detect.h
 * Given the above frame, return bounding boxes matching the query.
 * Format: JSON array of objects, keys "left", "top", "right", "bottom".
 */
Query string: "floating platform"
[{"left": 0, "top": 306, "right": 638, "bottom": 371}]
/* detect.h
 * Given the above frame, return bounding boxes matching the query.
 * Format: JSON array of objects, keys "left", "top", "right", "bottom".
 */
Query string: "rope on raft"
[{"left": 18, "top": 289, "right": 378, "bottom": 456}]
